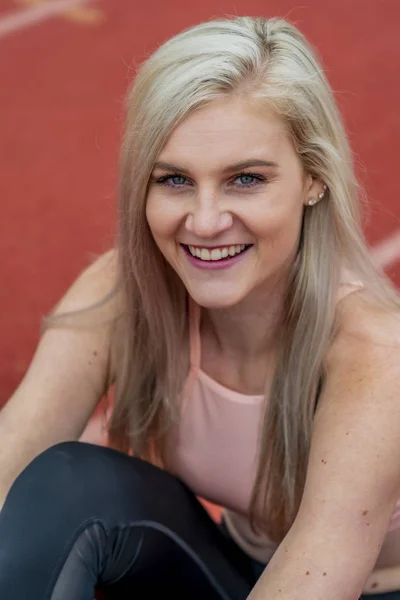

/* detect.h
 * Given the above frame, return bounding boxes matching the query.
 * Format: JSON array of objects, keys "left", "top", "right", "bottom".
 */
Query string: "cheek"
[
  {"left": 242, "top": 196, "right": 304, "bottom": 245},
  {"left": 146, "top": 195, "right": 181, "bottom": 241}
]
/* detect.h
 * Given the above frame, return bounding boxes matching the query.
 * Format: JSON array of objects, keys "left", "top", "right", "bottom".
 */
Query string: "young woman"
[{"left": 1, "top": 16, "right": 400, "bottom": 600}]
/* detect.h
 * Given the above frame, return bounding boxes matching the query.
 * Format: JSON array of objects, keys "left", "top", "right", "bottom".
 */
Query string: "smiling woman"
[
  {"left": 146, "top": 97, "right": 312, "bottom": 308},
  {"left": 1, "top": 15, "right": 400, "bottom": 600}
]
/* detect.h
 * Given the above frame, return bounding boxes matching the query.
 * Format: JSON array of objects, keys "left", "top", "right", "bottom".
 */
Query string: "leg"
[
  {"left": 0, "top": 442, "right": 255, "bottom": 599},
  {"left": 360, "top": 594, "right": 400, "bottom": 600}
]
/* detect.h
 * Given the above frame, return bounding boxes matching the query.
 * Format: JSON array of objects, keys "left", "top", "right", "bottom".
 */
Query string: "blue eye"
[
  {"left": 155, "top": 174, "right": 189, "bottom": 188},
  {"left": 237, "top": 174, "right": 257, "bottom": 186},
  {"left": 170, "top": 175, "right": 187, "bottom": 186},
  {"left": 233, "top": 173, "right": 266, "bottom": 188},
  {"left": 153, "top": 171, "right": 266, "bottom": 189}
]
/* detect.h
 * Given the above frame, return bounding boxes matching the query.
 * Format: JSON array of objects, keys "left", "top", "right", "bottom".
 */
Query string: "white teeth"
[
  {"left": 187, "top": 244, "right": 249, "bottom": 261},
  {"left": 211, "top": 249, "right": 222, "bottom": 260}
]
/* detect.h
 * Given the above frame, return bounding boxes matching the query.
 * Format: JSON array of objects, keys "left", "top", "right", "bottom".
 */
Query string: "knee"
[
  {"left": 9, "top": 442, "right": 106, "bottom": 503},
  {"left": 25, "top": 440, "right": 96, "bottom": 475}
]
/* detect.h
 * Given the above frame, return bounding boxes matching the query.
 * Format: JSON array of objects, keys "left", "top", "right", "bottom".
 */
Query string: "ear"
[{"left": 303, "top": 174, "right": 327, "bottom": 207}]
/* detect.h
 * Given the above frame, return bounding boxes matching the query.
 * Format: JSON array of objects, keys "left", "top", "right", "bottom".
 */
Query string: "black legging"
[
  {"left": 1, "top": 442, "right": 400, "bottom": 600},
  {"left": 0, "top": 441, "right": 257, "bottom": 599}
]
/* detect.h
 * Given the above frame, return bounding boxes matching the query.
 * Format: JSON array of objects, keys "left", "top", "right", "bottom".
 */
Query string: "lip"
[
  {"left": 184, "top": 244, "right": 249, "bottom": 250},
  {"left": 181, "top": 244, "right": 252, "bottom": 270}
]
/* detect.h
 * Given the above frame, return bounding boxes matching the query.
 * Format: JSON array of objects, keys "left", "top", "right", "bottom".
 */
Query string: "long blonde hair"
[{"left": 44, "top": 16, "right": 400, "bottom": 542}]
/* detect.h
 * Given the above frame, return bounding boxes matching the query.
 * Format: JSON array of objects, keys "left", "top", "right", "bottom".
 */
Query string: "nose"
[{"left": 185, "top": 194, "right": 233, "bottom": 238}]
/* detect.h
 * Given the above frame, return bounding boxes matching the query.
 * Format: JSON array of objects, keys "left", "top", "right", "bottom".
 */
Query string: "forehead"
[{"left": 158, "top": 96, "right": 293, "bottom": 168}]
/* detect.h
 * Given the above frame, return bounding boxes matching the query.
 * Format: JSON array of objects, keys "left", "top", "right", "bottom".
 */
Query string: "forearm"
[{"left": 247, "top": 524, "right": 376, "bottom": 600}]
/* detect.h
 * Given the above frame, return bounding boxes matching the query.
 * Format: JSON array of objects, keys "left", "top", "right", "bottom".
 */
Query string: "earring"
[
  {"left": 318, "top": 184, "right": 328, "bottom": 199},
  {"left": 307, "top": 184, "right": 328, "bottom": 207}
]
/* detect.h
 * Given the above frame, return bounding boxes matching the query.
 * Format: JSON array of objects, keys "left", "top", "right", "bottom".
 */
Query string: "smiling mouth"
[{"left": 182, "top": 244, "right": 253, "bottom": 262}]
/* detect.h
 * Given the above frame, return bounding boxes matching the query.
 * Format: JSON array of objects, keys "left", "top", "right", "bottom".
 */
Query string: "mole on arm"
[{"left": 371, "top": 582, "right": 379, "bottom": 589}]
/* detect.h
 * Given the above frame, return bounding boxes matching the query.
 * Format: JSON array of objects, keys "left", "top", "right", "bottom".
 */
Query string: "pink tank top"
[{"left": 169, "top": 280, "right": 400, "bottom": 561}]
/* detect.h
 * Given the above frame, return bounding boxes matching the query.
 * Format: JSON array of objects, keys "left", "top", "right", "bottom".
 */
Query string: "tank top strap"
[{"left": 188, "top": 296, "right": 201, "bottom": 370}]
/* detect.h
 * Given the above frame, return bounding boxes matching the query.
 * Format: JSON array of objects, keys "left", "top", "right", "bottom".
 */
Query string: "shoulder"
[
  {"left": 44, "top": 247, "right": 123, "bottom": 387},
  {"left": 49, "top": 248, "right": 121, "bottom": 320},
  {"left": 323, "top": 287, "right": 400, "bottom": 403},
  {"left": 330, "top": 287, "right": 400, "bottom": 358}
]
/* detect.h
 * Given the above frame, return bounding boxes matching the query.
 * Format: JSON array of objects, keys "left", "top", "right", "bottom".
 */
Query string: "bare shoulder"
[
  {"left": 39, "top": 246, "right": 123, "bottom": 395},
  {"left": 50, "top": 248, "right": 121, "bottom": 318},
  {"left": 328, "top": 288, "right": 400, "bottom": 366}
]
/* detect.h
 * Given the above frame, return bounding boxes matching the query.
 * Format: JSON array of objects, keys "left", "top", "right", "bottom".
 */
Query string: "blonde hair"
[{"left": 44, "top": 16, "right": 400, "bottom": 542}]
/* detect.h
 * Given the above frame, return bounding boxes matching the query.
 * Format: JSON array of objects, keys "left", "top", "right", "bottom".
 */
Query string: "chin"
[{"left": 188, "top": 287, "right": 247, "bottom": 309}]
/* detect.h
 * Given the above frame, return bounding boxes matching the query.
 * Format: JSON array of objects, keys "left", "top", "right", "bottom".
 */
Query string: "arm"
[
  {"left": 0, "top": 249, "right": 119, "bottom": 508},
  {"left": 248, "top": 292, "right": 400, "bottom": 600}
]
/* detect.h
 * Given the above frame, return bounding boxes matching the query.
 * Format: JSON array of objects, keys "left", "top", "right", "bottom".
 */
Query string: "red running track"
[{"left": 1, "top": 0, "right": 400, "bottom": 405}]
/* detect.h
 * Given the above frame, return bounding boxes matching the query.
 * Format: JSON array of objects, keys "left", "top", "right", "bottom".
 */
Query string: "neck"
[{"left": 201, "top": 279, "right": 287, "bottom": 361}]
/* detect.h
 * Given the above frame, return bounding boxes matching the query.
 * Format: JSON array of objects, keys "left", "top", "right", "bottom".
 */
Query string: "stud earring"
[
  {"left": 320, "top": 184, "right": 328, "bottom": 197},
  {"left": 308, "top": 184, "right": 328, "bottom": 207},
  {"left": 317, "top": 184, "right": 328, "bottom": 201}
]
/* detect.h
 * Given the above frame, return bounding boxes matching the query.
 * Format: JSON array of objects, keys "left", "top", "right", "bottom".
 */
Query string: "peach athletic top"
[{"left": 170, "top": 277, "right": 400, "bottom": 562}]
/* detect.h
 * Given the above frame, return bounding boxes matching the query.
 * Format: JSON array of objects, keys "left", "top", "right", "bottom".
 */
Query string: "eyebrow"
[{"left": 152, "top": 159, "right": 280, "bottom": 174}]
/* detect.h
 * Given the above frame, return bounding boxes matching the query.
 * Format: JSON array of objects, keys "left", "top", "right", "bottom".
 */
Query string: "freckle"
[
  {"left": 362, "top": 510, "right": 369, "bottom": 516},
  {"left": 371, "top": 582, "right": 378, "bottom": 589},
  {"left": 323, "top": 572, "right": 327, "bottom": 576},
  {"left": 88, "top": 361, "right": 92, "bottom": 366},
  {"left": 93, "top": 351, "right": 98, "bottom": 356},
  {"left": 346, "top": 432, "right": 349, "bottom": 435}
]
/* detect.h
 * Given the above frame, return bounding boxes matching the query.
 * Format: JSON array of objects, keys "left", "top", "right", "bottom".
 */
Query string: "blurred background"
[{"left": 1, "top": 0, "right": 400, "bottom": 411}]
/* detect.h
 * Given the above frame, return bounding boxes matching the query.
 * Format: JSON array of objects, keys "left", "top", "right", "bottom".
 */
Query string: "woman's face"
[{"left": 146, "top": 96, "right": 320, "bottom": 308}]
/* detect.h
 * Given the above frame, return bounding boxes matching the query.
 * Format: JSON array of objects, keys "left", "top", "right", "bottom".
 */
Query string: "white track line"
[
  {"left": 371, "top": 229, "right": 400, "bottom": 269},
  {"left": 80, "top": 230, "right": 400, "bottom": 444},
  {"left": 0, "top": 0, "right": 94, "bottom": 40}
]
